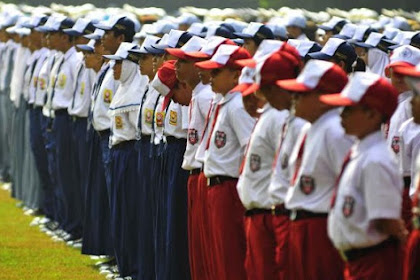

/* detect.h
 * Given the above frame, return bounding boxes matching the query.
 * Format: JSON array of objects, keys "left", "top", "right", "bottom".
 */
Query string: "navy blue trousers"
[
  {"left": 29, "top": 107, "right": 54, "bottom": 219},
  {"left": 135, "top": 137, "right": 156, "bottom": 280},
  {"left": 53, "top": 112, "right": 82, "bottom": 237},
  {"left": 155, "top": 139, "right": 190, "bottom": 280},
  {"left": 110, "top": 141, "right": 140, "bottom": 278},
  {"left": 70, "top": 117, "right": 89, "bottom": 219},
  {"left": 82, "top": 128, "right": 114, "bottom": 256},
  {"left": 42, "top": 116, "right": 62, "bottom": 225}
]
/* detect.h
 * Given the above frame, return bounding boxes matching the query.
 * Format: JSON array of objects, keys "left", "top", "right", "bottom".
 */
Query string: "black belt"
[
  {"left": 340, "top": 238, "right": 398, "bottom": 262},
  {"left": 96, "top": 129, "right": 111, "bottom": 139},
  {"left": 290, "top": 209, "right": 328, "bottom": 221},
  {"left": 245, "top": 204, "right": 290, "bottom": 217},
  {"left": 166, "top": 136, "right": 186, "bottom": 144},
  {"left": 140, "top": 135, "right": 151, "bottom": 142},
  {"left": 54, "top": 109, "right": 68, "bottom": 116},
  {"left": 32, "top": 105, "right": 42, "bottom": 111},
  {"left": 70, "top": 115, "right": 87, "bottom": 122},
  {"left": 189, "top": 168, "right": 202, "bottom": 175},
  {"left": 207, "top": 175, "right": 237, "bottom": 187},
  {"left": 404, "top": 176, "right": 411, "bottom": 189},
  {"left": 112, "top": 140, "right": 136, "bottom": 150}
]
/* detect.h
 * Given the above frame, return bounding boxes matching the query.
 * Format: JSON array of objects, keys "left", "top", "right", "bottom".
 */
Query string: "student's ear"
[
  {"left": 338, "top": 60, "right": 346, "bottom": 71},
  {"left": 115, "top": 33, "right": 125, "bottom": 44}
]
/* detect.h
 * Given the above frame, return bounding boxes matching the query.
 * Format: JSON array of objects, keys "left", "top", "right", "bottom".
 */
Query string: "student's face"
[
  {"left": 113, "top": 60, "right": 122, "bottom": 80},
  {"left": 102, "top": 30, "right": 122, "bottom": 54},
  {"left": 411, "top": 94, "right": 420, "bottom": 124},
  {"left": 74, "top": 36, "right": 89, "bottom": 46},
  {"left": 242, "top": 94, "right": 262, "bottom": 118},
  {"left": 293, "top": 91, "right": 322, "bottom": 122},
  {"left": 139, "top": 53, "right": 154, "bottom": 78},
  {"left": 243, "top": 39, "right": 258, "bottom": 56},
  {"left": 152, "top": 54, "right": 164, "bottom": 73},
  {"left": 355, "top": 46, "right": 368, "bottom": 64},
  {"left": 210, "top": 67, "right": 240, "bottom": 95},
  {"left": 198, "top": 68, "right": 211, "bottom": 85},
  {"left": 321, "top": 31, "right": 334, "bottom": 46},
  {"left": 175, "top": 58, "right": 197, "bottom": 83},
  {"left": 389, "top": 69, "right": 410, "bottom": 94},
  {"left": 260, "top": 86, "right": 292, "bottom": 111},
  {"left": 340, "top": 105, "right": 370, "bottom": 136},
  {"left": 172, "top": 82, "right": 192, "bottom": 105},
  {"left": 46, "top": 32, "right": 60, "bottom": 49},
  {"left": 286, "top": 26, "right": 301, "bottom": 39},
  {"left": 84, "top": 52, "right": 101, "bottom": 70}
]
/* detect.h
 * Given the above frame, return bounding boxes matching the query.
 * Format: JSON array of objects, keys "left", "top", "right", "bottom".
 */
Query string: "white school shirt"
[
  {"left": 153, "top": 95, "right": 165, "bottom": 144},
  {"left": 328, "top": 131, "right": 403, "bottom": 251},
  {"left": 68, "top": 63, "right": 95, "bottom": 117},
  {"left": 195, "top": 93, "right": 223, "bottom": 164},
  {"left": 51, "top": 47, "right": 83, "bottom": 110},
  {"left": 35, "top": 50, "right": 55, "bottom": 107},
  {"left": 91, "top": 61, "right": 119, "bottom": 131},
  {"left": 269, "top": 116, "right": 309, "bottom": 205},
  {"left": 0, "top": 40, "right": 18, "bottom": 92},
  {"left": 43, "top": 52, "right": 64, "bottom": 117},
  {"left": 28, "top": 48, "right": 49, "bottom": 105},
  {"left": 182, "top": 83, "right": 214, "bottom": 170},
  {"left": 387, "top": 90, "right": 413, "bottom": 153},
  {"left": 398, "top": 118, "right": 420, "bottom": 195},
  {"left": 164, "top": 101, "right": 189, "bottom": 139},
  {"left": 297, "top": 33, "right": 309, "bottom": 41},
  {"left": 137, "top": 84, "right": 160, "bottom": 137},
  {"left": 10, "top": 45, "right": 31, "bottom": 107},
  {"left": 285, "top": 109, "right": 354, "bottom": 213},
  {"left": 22, "top": 50, "right": 40, "bottom": 102},
  {"left": 204, "top": 91, "right": 256, "bottom": 178},
  {"left": 237, "top": 104, "right": 288, "bottom": 210}
]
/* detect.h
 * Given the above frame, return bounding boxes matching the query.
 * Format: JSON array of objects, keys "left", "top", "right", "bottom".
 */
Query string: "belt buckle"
[
  {"left": 72, "top": 116, "right": 77, "bottom": 122},
  {"left": 271, "top": 205, "right": 276, "bottom": 216},
  {"left": 338, "top": 250, "right": 348, "bottom": 262},
  {"left": 290, "top": 209, "right": 297, "bottom": 221}
]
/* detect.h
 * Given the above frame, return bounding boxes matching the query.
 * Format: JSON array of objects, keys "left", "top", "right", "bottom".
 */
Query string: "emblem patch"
[
  {"left": 58, "top": 74, "right": 67, "bottom": 89},
  {"left": 169, "top": 110, "right": 177, "bottom": 126},
  {"left": 156, "top": 112, "right": 165, "bottom": 127},
  {"left": 299, "top": 175, "right": 315, "bottom": 195},
  {"left": 39, "top": 78, "right": 46, "bottom": 90},
  {"left": 115, "top": 116, "right": 123, "bottom": 129},
  {"left": 214, "top": 131, "right": 226, "bottom": 148},
  {"left": 391, "top": 136, "right": 400, "bottom": 154},
  {"left": 145, "top": 109, "right": 153, "bottom": 124},
  {"left": 80, "top": 82, "right": 85, "bottom": 95},
  {"left": 281, "top": 154, "right": 289, "bottom": 170},
  {"left": 342, "top": 196, "right": 355, "bottom": 218},
  {"left": 250, "top": 154, "right": 261, "bottom": 172},
  {"left": 33, "top": 77, "right": 38, "bottom": 88},
  {"left": 188, "top": 129, "right": 198, "bottom": 145},
  {"left": 103, "top": 89, "right": 112, "bottom": 103}
]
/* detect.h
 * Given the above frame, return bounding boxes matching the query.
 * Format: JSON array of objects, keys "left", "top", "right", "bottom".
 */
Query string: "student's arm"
[{"left": 374, "top": 218, "right": 408, "bottom": 243}]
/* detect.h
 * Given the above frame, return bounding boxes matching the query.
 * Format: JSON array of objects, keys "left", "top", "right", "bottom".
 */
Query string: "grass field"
[{"left": 0, "top": 187, "right": 104, "bottom": 280}]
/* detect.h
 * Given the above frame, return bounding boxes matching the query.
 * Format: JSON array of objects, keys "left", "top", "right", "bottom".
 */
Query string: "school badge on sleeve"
[
  {"left": 80, "top": 82, "right": 85, "bottom": 95},
  {"left": 188, "top": 129, "right": 198, "bottom": 145},
  {"left": 33, "top": 77, "right": 38, "bottom": 88},
  {"left": 103, "top": 89, "right": 113, "bottom": 103},
  {"left": 391, "top": 136, "right": 400, "bottom": 154},
  {"left": 145, "top": 109, "right": 153, "bottom": 124},
  {"left": 115, "top": 116, "right": 123, "bottom": 129},
  {"left": 39, "top": 78, "right": 46, "bottom": 90},
  {"left": 156, "top": 112, "right": 165, "bottom": 127},
  {"left": 250, "top": 154, "right": 261, "bottom": 172},
  {"left": 169, "top": 110, "right": 177, "bottom": 126},
  {"left": 214, "top": 131, "right": 226, "bottom": 148},
  {"left": 342, "top": 196, "right": 355, "bottom": 218},
  {"left": 299, "top": 175, "right": 315, "bottom": 195}
]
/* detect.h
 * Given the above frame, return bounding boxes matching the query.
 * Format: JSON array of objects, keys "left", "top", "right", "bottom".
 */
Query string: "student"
[
  {"left": 166, "top": 35, "right": 211, "bottom": 280},
  {"left": 77, "top": 38, "right": 114, "bottom": 258},
  {"left": 104, "top": 42, "right": 148, "bottom": 279},
  {"left": 195, "top": 44, "right": 254, "bottom": 280},
  {"left": 384, "top": 45, "right": 420, "bottom": 231},
  {"left": 276, "top": 60, "right": 351, "bottom": 280},
  {"left": 234, "top": 22, "right": 274, "bottom": 56},
  {"left": 235, "top": 42, "right": 300, "bottom": 280},
  {"left": 396, "top": 64, "right": 420, "bottom": 280},
  {"left": 321, "top": 72, "right": 406, "bottom": 280},
  {"left": 285, "top": 14, "right": 308, "bottom": 41}
]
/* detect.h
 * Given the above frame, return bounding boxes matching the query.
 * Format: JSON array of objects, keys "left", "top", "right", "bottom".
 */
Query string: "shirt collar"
[
  {"left": 64, "top": 46, "right": 76, "bottom": 60},
  {"left": 399, "top": 90, "right": 413, "bottom": 103},
  {"left": 352, "top": 130, "right": 384, "bottom": 158},
  {"left": 219, "top": 91, "right": 240, "bottom": 105}
]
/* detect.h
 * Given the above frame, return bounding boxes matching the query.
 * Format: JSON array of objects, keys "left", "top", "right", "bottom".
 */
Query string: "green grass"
[{"left": 0, "top": 187, "right": 105, "bottom": 280}]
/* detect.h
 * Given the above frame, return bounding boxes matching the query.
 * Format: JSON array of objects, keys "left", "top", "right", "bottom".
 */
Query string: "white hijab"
[
  {"left": 366, "top": 48, "right": 390, "bottom": 77},
  {"left": 109, "top": 59, "right": 148, "bottom": 116}
]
